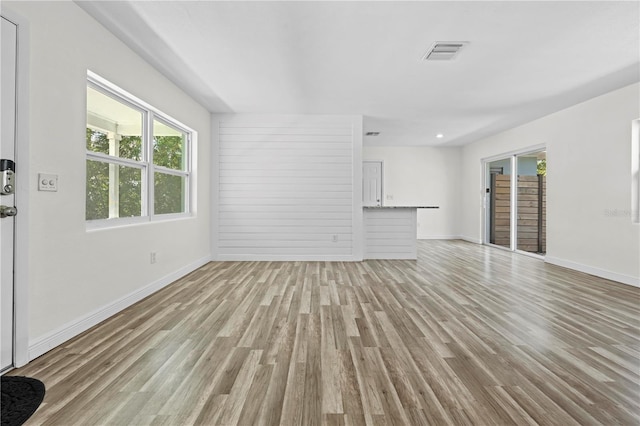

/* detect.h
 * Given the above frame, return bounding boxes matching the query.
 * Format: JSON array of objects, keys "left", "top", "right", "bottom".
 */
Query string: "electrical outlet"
[
  {"left": 332, "top": 234, "right": 339, "bottom": 243},
  {"left": 38, "top": 173, "right": 58, "bottom": 192},
  {"left": 386, "top": 194, "right": 393, "bottom": 200},
  {"left": 150, "top": 252, "right": 157, "bottom": 264}
]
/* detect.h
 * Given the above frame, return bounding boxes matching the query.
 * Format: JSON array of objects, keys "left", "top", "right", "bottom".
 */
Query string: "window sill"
[{"left": 86, "top": 213, "right": 195, "bottom": 232}]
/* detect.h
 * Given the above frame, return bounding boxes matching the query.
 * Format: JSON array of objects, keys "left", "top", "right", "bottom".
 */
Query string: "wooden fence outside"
[{"left": 490, "top": 174, "right": 546, "bottom": 254}]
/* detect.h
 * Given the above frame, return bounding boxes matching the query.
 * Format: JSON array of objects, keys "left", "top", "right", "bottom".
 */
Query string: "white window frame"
[
  {"left": 86, "top": 71, "right": 195, "bottom": 229},
  {"left": 632, "top": 119, "right": 640, "bottom": 224}
]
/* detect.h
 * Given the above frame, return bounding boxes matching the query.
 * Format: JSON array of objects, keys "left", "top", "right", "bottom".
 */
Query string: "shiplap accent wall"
[
  {"left": 212, "top": 115, "right": 363, "bottom": 261},
  {"left": 364, "top": 208, "right": 417, "bottom": 259}
]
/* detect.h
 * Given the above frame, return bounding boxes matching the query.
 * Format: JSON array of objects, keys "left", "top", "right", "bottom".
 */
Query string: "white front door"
[
  {"left": 363, "top": 161, "right": 382, "bottom": 207},
  {"left": 1, "top": 15, "right": 18, "bottom": 372}
]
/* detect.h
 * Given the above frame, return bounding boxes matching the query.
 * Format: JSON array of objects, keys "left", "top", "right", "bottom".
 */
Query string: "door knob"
[{"left": 0, "top": 205, "right": 17, "bottom": 218}]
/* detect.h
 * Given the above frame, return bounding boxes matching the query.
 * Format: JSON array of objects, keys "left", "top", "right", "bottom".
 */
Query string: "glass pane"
[
  {"left": 86, "top": 128, "right": 109, "bottom": 156},
  {"left": 86, "top": 160, "right": 142, "bottom": 220},
  {"left": 118, "top": 165, "right": 143, "bottom": 218},
  {"left": 487, "top": 158, "right": 511, "bottom": 249},
  {"left": 86, "top": 86, "right": 143, "bottom": 161},
  {"left": 155, "top": 172, "right": 186, "bottom": 215},
  {"left": 516, "top": 151, "right": 546, "bottom": 255},
  {"left": 86, "top": 160, "right": 109, "bottom": 220},
  {"left": 153, "top": 119, "right": 186, "bottom": 170}
]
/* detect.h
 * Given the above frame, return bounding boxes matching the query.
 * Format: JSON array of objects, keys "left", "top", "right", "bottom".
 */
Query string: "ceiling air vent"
[{"left": 422, "top": 42, "right": 468, "bottom": 61}]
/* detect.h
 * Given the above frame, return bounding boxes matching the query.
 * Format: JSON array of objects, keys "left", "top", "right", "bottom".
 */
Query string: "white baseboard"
[
  {"left": 364, "top": 254, "right": 417, "bottom": 260},
  {"left": 417, "top": 235, "right": 461, "bottom": 240},
  {"left": 215, "top": 254, "right": 359, "bottom": 262},
  {"left": 545, "top": 256, "right": 640, "bottom": 288},
  {"left": 460, "top": 235, "right": 483, "bottom": 244},
  {"left": 28, "top": 255, "right": 211, "bottom": 361}
]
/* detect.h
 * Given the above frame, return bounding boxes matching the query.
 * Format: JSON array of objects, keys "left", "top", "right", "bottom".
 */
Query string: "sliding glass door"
[
  {"left": 485, "top": 149, "right": 546, "bottom": 256},
  {"left": 487, "top": 158, "right": 511, "bottom": 249},
  {"left": 516, "top": 152, "right": 546, "bottom": 254}
]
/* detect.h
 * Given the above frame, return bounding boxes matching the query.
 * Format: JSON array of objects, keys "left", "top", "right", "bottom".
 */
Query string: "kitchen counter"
[{"left": 363, "top": 206, "right": 439, "bottom": 260}]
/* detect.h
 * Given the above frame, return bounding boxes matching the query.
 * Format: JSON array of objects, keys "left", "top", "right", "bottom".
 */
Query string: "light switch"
[{"left": 38, "top": 173, "right": 58, "bottom": 192}]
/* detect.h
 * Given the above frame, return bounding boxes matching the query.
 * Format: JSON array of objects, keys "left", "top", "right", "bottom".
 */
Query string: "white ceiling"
[{"left": 77, "top": 1, "right": 639, "bottom": 147}]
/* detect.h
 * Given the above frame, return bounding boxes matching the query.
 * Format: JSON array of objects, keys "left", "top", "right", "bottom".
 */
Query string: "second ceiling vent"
[{"left": 423, "top": 42, "right": 468, "bottom": 61}]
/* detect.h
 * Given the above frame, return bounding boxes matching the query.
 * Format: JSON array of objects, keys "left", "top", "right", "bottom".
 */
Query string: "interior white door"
[
  {"left": 363, "top": 161, "right": 382, "bottom": 207},
  {"left": 1, "top": 16, "right": 18, "bottom": 371}
]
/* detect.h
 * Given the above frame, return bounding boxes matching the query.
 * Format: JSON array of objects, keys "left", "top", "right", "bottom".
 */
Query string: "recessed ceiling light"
[
  {"left": 365, "top": 132, "right": 380, "bottom": 136},
  {"left": 436, "top": 133, "right": 444, "bottom": 138}
]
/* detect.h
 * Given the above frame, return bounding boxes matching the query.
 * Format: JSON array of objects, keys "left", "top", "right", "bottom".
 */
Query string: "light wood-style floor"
[{"left": 8, "top": 240, "right": 640, "bottom": 425}]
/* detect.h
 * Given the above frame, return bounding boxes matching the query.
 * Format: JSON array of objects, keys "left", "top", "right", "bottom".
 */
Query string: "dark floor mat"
[{"left": 1, "top": 376, "right": 45, "bottom": 426}]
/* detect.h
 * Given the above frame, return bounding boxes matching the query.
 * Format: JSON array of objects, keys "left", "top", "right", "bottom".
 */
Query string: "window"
[{"left": 86, "top": 72, "right": 193, "bottom": 226}]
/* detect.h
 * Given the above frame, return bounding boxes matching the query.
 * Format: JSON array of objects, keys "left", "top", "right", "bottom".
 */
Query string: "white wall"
[
  {"left": 5, "top": 1, "right": 212, "bottom": 359},
  {"left": 212, "top": 114, "right": 363, "bottom": 261},
  {"left": 461, "top": 83, "right": 640, "bottom": 286},
  {"left": 363, "top": 146, "right": 461, "bottom": 239}
]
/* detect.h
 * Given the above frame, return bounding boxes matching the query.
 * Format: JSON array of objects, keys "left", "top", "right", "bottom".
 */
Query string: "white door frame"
[
  {"left": 1, "top": 7, "right": 30, "bottom": 368},
  {"left": 1, "top": 14, "right": 18, "bottom": 371}
]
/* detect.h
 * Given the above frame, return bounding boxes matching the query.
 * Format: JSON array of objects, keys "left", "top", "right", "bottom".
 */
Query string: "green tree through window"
[
  {"left": 537, "top": 159, "right": 546, "bottom": 176},
  {"left": 86, "top": 130, "right": 144, "bottom": 220},
  {"left": 86, "top": 129, "right": 109, "bottom": 220},
  {"left": 154, "top": 135, "right": 186, "bottom": 215}
]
